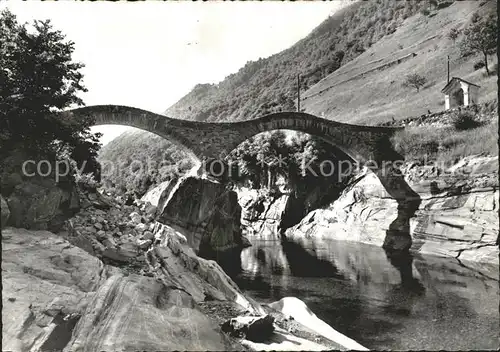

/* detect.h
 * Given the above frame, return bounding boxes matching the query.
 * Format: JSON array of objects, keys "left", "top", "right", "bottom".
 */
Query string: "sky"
[{"left": 4, "top": 1, "right": 350, "bottom": 145}]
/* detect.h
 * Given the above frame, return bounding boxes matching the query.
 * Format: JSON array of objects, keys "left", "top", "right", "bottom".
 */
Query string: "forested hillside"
[
  {"left": 165, "top": 0, "right": 429, "bottom": 122},
  {"left": 98, "top": 130, "right": 194, "bottom": 197}
]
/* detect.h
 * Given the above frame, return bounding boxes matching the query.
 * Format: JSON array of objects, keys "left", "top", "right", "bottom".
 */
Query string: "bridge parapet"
[{"left": 61, "top": 105, "right": 402, "bottom": 165}]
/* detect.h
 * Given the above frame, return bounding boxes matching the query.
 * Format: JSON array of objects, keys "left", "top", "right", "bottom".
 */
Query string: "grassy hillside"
[
  {"left": 302, "top": 0, "right": 497, "bottom": 124},
  {"left": 165, "top": 0, "right": 428, "bottom": 122}
]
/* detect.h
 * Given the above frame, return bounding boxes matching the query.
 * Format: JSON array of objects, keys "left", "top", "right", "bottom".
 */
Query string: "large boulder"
[
  {"left": 157, "top": 176, "right": 245, "bottom": 258},
  {"left": 151, "top": 221, "right": 264, "bottom": 313},
  {"left": 221, "top": 315, "right": 275, "bottom": 342},
  {"left": 7, "top": 177, "right": 80, "bottom": 232},
  {"left": 285, "top": 169, "right": 400, "bottom": 247},
  {"left": 268, "top": 297, "right": 368, "bottom": 351},
  {"left": 237, "top": 188, "right": 290, "bottom": 240},
  {"left": 1, "top": 195, "right": 10, "bottom": 228},
  {"left": 140, "top": 178, "right": 179, "bottom": 215}
]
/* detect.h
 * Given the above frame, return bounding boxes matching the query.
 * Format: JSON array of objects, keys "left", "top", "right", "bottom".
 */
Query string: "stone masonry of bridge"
[{"left": 61, "top": 105, "right": 403, "bottom": 166}]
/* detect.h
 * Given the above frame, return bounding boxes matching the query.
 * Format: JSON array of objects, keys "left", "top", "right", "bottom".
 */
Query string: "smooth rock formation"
[
  {"left": 150, "top": 221, "right": 264, "bottom": 313},
  {"left": 157, "top": 176, "right": 245, "bottom": 258},
  {"left": 1, "top": 195, "right": 10, "bottom": 228},
  {"left": 268, "top": 297, "right": 369, "bottom": 351},
  {"left": 236, "top": 170, "right": 349, "bottom": 240},
  {"left": 140, "top": 178, "right": 180, "bottom": 216},
  {"left": 64, "top": 274, "right": 229, "bottom": 351},
  {"left": 2, "top": 227, "right": 104, "bottom": 351},
  {"left": 407, "top": 156, "right": 499, "bottom": 263},
  {"left": 285, "top": 169, "right": 400, "bottom": 247},
  {"left": 285, "top": 156, "right": 499, "bottom": 264},
  {"left": 238, "top": 188, "right": 289, "bottom": 239},
  {"left": 1, "top": 226, "right": 253, "bottom": 351},
  {"left": 140, "top": 179, "right": 172, "bottom": 206},
  {"left": 240, "top": 329, "right": 335, "bottom": 351}
]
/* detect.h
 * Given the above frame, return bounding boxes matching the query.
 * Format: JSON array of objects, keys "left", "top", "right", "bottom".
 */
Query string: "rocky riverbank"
[
  {"left": 1, "top": 225, "right": 253, "bottom": 351},
  {"left": 284, "top": 155, "right": 499, "bottom": 264},
  {"left": 2, "top": 171, "right": 366, "bottom": 351},
  {"left": 1, "top": 226, "right": 355, "bottom": 351},
  {"left": 232, "top": 154, "right": 498, "bottom": 264}
]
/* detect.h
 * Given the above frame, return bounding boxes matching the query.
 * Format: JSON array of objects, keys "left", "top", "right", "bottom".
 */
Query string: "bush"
[
  {"left": 420, "top": 8, "right": 430, "bottom": 16},
  {"left": 403, "top": 73, "right": 427, "bottom": 92},
  {"left": 473, "top": 61, "right": 485, "bottom": 70},
  {"left": 392, "top": 126, "right": 443, "bottom": 161},
  {"left": 392, "top": 120, "right": 498, "bottom": 164},
  {"left": 452, "top": 111, "right": 481, "bottom": 131},
  {"left": 436, "top": 121, "right": 498, "bottom": 165},
  {"left": 447, "top": 27, "right": 461, "bottom": 42}
]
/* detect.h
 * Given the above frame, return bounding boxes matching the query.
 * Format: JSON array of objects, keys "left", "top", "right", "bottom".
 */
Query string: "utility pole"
[
  {"left": 447, "top": 55, "right": 450, "bottom": 83},
  {"left": 297, "top": 74, "right": 301, "bottom": 112}
]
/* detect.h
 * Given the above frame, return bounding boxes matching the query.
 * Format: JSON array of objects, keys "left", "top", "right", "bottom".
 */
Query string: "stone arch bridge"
[
  {"left": 60, "top": 105, "right": 420, "bottom": 253},
  {"left": 61, "top": 105, "right": 403, "bottom": 166}
]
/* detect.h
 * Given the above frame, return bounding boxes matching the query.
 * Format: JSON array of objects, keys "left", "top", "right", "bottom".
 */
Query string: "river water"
[{"left": 228, "top": 238, "right": 499, "bottom": 350}]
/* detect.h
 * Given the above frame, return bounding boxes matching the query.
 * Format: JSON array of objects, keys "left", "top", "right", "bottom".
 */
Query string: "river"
[{"left": 228, "top": 237, "right": 499, "bottom": 350}]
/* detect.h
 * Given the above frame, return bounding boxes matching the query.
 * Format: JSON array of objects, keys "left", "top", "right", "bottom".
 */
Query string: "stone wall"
[
  {"left": 378, "top": 99, "right": 497, "bottom": 128},
  {"left": 63, "top": 105, "right": 400, "bottom": 164}
]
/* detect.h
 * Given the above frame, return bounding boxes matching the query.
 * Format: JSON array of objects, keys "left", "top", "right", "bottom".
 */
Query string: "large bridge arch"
[
  {"left": 59, "top": 105, "right": 402, "bottom": 166},
  {"left": 61, "top": 105, "right": 202, "bottom": 162}
]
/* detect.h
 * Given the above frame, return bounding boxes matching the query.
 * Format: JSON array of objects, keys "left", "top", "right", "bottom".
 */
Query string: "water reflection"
[
  {"left": 229, "top": 237, "right": 499, "bottom": 350},
  {"left": 385, "top": 249, "right": 425, "bottom": 294}
]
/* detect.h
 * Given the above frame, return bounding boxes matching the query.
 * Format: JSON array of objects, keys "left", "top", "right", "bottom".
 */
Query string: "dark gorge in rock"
[{"left": 156, "top": 176, "right": 247, "bottom": 260}]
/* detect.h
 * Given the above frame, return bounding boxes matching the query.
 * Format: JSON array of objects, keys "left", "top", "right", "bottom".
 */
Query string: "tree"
[
  {"left": 460, "top": 12, "right": 497, "bottom": 75},
  {"left": 403, "top": 73, "right": 427, "bottom": 92},
  {"left": 447, "top": 26, "right": 461, "bottom": 43},
  {"left": 0, "top": 9, "right": 100, "bottom": 169}
]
